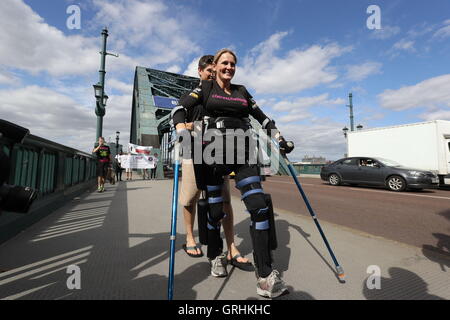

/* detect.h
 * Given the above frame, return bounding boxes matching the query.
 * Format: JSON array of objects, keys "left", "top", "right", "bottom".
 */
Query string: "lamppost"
[
  {"left": 346, "top": 93, "right": 355, "bottom": 132},
  {"left": 342, "top": 126, "right": 349, "bottom": 139},
  {"left": 115, "top": 131, "right": 120, "bottom": 155},
  {"left": 93, "top": 27, "right": 118, "bottom": 145},
  {"left": 342, "top": 126, "right": 349, "bottom": 157}
]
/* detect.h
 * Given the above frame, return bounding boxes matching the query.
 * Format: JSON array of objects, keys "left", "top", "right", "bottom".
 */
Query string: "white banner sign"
[
  {"left": 128, "top": 143, "right": 153, "bottom": 155},
  {"left": 120, "top": 155, "right": 158, "bottom": 169}
]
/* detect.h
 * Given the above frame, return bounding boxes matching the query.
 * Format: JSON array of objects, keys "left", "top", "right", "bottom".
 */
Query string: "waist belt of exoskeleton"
[{"left": 205, "top": 117, "right": 251, "bottom": 130}]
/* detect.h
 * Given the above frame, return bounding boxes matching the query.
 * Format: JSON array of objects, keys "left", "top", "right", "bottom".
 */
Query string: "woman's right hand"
[
  {"left": 176, "top": 123, "right": 187, "bottom": 132},
  {"left": 185, "top": 122, "right": 194, "bottom": 131}
]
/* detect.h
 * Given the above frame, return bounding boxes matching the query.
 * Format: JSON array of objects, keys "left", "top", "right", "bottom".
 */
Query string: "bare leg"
[
  {"left": 222, "top": 202, "right": 249, "bottom": 263},
  {"left": 183, "top": 204, "right": 201, "bottom": 255}
]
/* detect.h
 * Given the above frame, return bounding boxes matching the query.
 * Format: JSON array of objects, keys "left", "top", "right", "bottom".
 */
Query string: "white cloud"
[
  {"left": 345, "top": 62, "right": 382, "bottom": 82},
  {"left": 0, "top": 0, "right": 205, "bottom": 154},
  {"left": 101, "top": 94, "right": 132, "bottom": 149},
  {"left": 362, "top": 112, "right": 385, "bottom": 122},
  {"left": 0, "top": 86, "right": 131, "bottom": 153},
  {"left": 387, "top": 38, "right": 416, "bottom": 58},
  {"left": 407, "top": 23, "right": 435, "bottom": 38},
  {"left": 108, "top": 78, "right": 133, "bottom": 95},
  {"left": 183, "top": 57, "right": 200, "bottom": 78},
  {"left": 277, "top": 112, "right": 312, "bottom": 123},
  {"left": 0, "top": 0, "right": 137, "bottom": 77},
  {"left": 236, "top": 32, "right": 352, "bottom": 94},
  {"left": 273, "top": 94, "right": 345, "bottom": 111},
  {"left": 277, "top": 121, "right": 348, "bottom": 161},
  {"left": 0, "top": 0, "right": 199, "bottom": 79},
  {"left": 378, "top": 74, "right": 450, "bottom": 112},
  {"left": 370, "top": 25, "right": 401, "bottom": 40},
  {"left": 392, "top": 39, "right": 415, "bottom": 52},
  {"left": 419, "top": 109, "right": 450, "bottom": 121},
  {"left": 0, "top": 86, "right": 93, "bottom": 135},
  {"left": 433, "top": 20, "right": 450, "bottom": 39},
  {"left": 0, "top": 70, "right": 20, "bottom": 85},
  {"left": 91, "top": 0, "right": 201, "bottom": 67},
  {"left": 166, "top": 65, "right": 181, "bottom": 74}
]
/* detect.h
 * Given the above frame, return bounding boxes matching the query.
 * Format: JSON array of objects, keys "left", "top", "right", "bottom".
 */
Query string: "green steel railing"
[
  {"left": 292, "top": 164, "right": 325, "bottom": 175},
  {"left": 1, "top": 132, "right": 97, "bottom": 200}
]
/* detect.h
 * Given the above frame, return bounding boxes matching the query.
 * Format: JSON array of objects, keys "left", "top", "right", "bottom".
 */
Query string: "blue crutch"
[
  {"left": 276, "top": 139, "right": 345, "bottom": 281},
  {"left": 168, "top": 139, "right": 181, "bottom": 300}
]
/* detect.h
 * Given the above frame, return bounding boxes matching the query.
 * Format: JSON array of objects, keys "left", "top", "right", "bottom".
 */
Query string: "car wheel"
[
  {"left": 387, "top": 176, "right": 406, "bottom": 192},
  {"left": 328, "top": 174, "right": 341, "bottom": 186}
]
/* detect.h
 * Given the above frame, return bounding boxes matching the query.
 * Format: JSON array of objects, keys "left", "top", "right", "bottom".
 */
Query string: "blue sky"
[{"left": 1, "top": 0, "right": 450, "bottom": 161}]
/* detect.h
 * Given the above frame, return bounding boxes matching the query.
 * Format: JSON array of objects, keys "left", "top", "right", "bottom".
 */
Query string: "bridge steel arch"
[{"left": 130, "top": 67, "right": 199, "bottom": 179}]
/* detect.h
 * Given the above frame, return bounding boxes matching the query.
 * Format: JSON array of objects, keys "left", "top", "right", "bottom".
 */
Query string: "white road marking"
[{"left": 266, "top": 179, "right": 450, "bottom": 201}]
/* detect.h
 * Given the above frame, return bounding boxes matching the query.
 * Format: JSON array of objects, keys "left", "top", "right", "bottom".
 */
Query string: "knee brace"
[
  {"left": 206, "top": 184, "right": 226, "bottom": 229},
  {"left": 236, "top": 175, "right": 267, "bottom": 217},
  {"left": 236, "top": 174, "right": 278, "bottom": 250}
]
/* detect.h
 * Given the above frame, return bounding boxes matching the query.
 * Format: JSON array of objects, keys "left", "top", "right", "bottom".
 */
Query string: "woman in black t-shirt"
[
  {"left": 172, "top": 49, "right": 294, "bottom": 298},
  {"left": 92, "top": 137, "right": 111, "bottom": 193}
]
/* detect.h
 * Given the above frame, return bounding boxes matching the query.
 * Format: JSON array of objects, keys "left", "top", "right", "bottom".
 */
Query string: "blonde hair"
[{"left": 213, "top": 48, "right": 238, "bottom": 65}]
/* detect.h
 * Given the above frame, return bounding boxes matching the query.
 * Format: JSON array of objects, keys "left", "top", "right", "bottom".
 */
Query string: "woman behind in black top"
[{"left": 172, "top": 49, "right": 294, "bottom": 298}]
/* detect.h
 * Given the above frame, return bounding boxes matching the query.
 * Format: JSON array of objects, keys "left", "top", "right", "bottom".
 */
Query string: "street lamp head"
[
  {"left": 116, "top": 131, "right": 120, "bottom": 136},
  {"left": 93, "top": 83, "right": 102, "bottom": 99},
  {"left": 342, "top": 126, "right": 349, "bottom": 138},
  {"left": 103, "top": 94, "right": 109, "bottom": 106}
]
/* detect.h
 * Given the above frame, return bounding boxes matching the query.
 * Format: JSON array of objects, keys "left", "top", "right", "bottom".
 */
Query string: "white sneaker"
[
  {"left": 256, "top": 270, "right": 288, "bottom": 298},
  {"left": 209, "top": 253, "right": 228, "bottom": 277}
]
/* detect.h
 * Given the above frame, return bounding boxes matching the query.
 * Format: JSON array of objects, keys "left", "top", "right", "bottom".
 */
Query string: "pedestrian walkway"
[{"left": 0, "top": 178, "right": 448, "bottom": 300}]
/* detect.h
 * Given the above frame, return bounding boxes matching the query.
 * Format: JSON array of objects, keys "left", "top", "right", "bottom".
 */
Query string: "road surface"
[{"left": 231, "top": 175, "right": 450, "bottom": 258}]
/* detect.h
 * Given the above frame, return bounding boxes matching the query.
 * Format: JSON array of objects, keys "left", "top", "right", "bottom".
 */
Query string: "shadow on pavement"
[
  {"left": 230, "top": 212, "right": 318, "bottom": 299},
  {"left": 0, "top": 181, "right": 208, "bottom": 300},
  {"left": 273, "top": 286, "right": 315, "bottom": 300},
  {"left": 362, "top": 267, "right": 445, "bottom": 300},
  {"left": 422, "top": 209, "right": 450, "bottom": 271},
  {"left": 246, "top": 285, "right": 315, "bottom": 301},
  {"left": 275, "top": 216, "right": 341, "bottom": 281}
]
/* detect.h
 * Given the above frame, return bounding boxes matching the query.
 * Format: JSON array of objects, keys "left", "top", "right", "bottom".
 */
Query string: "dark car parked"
[{"left": 320, "top": 157, "right": 439, "bottom": 192}]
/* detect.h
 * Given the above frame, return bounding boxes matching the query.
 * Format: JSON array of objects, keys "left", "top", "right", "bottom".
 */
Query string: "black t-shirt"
[
  {"left": 204, "top": 81, "right": 253, "bottom": 117},
  {"left": 172, "top": 80, "right": 277, "bottom": 131},
  {"left": 179, "top": 92, "right": 204, "bottom": 122},
  {"left": 96, "top": 145, "right": 111, "bottom": 163}
]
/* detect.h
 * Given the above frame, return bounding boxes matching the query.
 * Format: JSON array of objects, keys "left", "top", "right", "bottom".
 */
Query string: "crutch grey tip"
[{"left": 336, "top": 266, "right": 346, "bottom": 282}]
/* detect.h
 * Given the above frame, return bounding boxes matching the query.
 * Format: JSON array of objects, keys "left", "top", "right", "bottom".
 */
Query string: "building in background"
[{"left": 298, "top": 155, "right": 327, "bottom": 164}]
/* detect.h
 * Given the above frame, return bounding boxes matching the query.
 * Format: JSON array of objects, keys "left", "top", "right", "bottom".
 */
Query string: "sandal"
[
  {"left": 182, "top": 244, "right": 204, "bottom": 258},
  {"left": 227, "top": 254, "right": 254, "bottom": 272}
]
